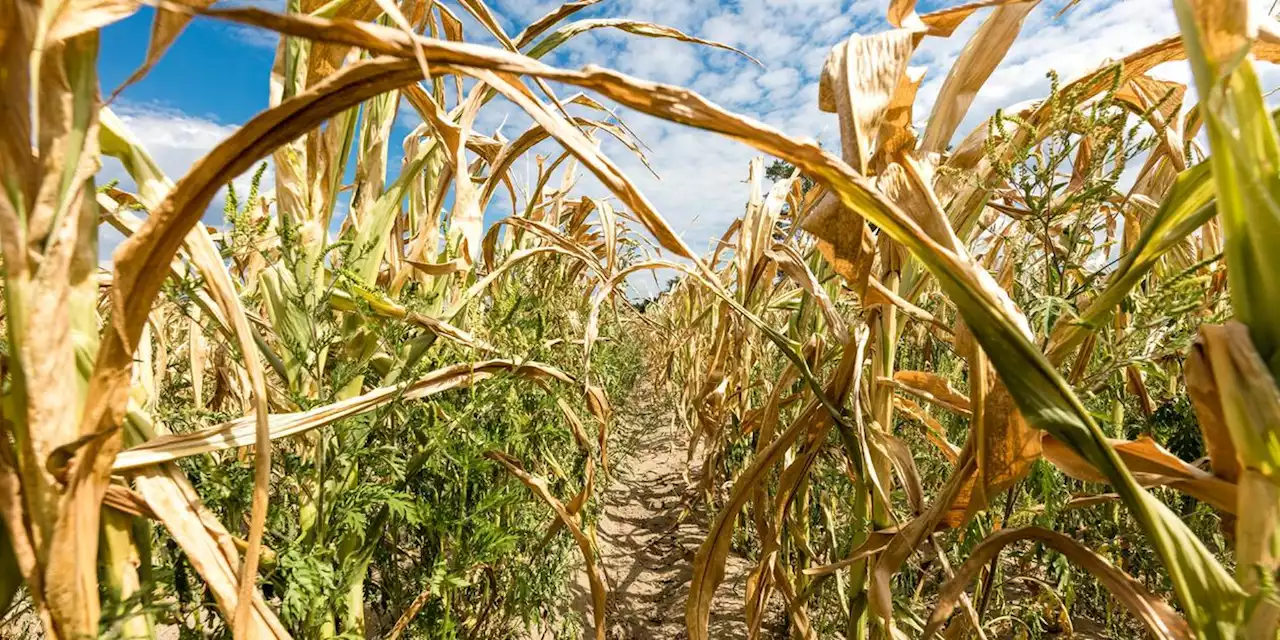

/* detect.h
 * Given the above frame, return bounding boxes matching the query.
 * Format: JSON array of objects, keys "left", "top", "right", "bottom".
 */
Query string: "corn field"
[{"left": 2, "top": 0, "right": 1280, "bottom": 638}]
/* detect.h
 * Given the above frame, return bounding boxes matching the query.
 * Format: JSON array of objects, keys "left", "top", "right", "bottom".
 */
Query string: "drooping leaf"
[
  {"left": 923, "top": 527, "right": 1191, "bottom": 640},
  {"left": 920, "top": 1, "right": 1039, "bottom": 152}
]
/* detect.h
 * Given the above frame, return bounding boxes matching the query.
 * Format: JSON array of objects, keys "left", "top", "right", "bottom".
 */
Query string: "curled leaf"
[{"left": 923, "top": 527, "right": 1191, "bottom": 640}]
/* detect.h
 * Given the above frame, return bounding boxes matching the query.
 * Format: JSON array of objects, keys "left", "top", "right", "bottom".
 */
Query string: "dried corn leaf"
[
  {"left": 873, "top": 66, "right": 927, "bottom": 166},
  {"left": 83, "top": 55, "right": 431, "bottom": 467},
  {"left": 486, "top": 451, "right": 606, "bottom": 640},
  {"left": 801, "top": 529, "right": 896, "bottom": 577},
  {"left": 330, "top": 288, "right": 495, "bottom": 352},
  {"left": 104, "top": 0, "right": 215, "bottom": 98},
  {"left": 918, "top": 0, "right": 1036, "bottom": 37},
  {"left": 888, "top": 371, "right": 972, "bottom": 416},
  {"left": 1041, "top": 434, "right": 1237, "bottom": 514},
  {"left": 871, "top": 456, "right": 976, "bottom": 625},
  {"left": 767, "top": 244, "right": 849, "bottom": 342},
  {"left": 921, "top": 1, "right": 1038, "bottom": 152},
  {"left": 804, "top": 30, "right": 914, "bottom": 293},
  {"left": 514, "top": 0, "right": 602, "bottom": 48},
  {"left": 114, "top": 360, "right": 585, "bottom": 469},
  {"left": 805, "top": 195, "right": 875, "bottom": 294},
  {"left": 526, "top": 18, "right": 760, "bottom": 65},
  {"left": 132, "top": 464, "right": 291, "bottom": 639},
  {"left": 1191, "top": 323, "right": 1280, "bottom": 620},
  {"left": 1185, "top": 332, "right": 1240, "bottom": 482},
  {"left": 816, "top": 30, "right": 915, "bottom": 172},
  {"left": 964, "top": 382, "right": 1041, "bottom": 520},
  {"left": 2, "top": 30, "right": 109, "bottom": 637},
  {"left": 923, "top": 527, "right": 1191, "bottom": 640},
  {"left": 687, "top": 341, "right": 861, "bottom": 640},
  {"left": 895, "top": 397, "right": 961, "bottom": 463},
  {"left": 45, "top": 0, "right": 140, "bottom": 42},
  {"left": 185, "top": 11, "right": 1247, "bottom": 628},
  {"left": 98, "top": 106, "right": 274, "bottom": 634}
]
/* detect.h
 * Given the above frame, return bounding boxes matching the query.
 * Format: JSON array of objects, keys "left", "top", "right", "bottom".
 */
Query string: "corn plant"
[
  {"left": 645, "top": 1, "right": 1280, "bottom": 639},
  {"left": 5, "top": 0, "right": 1280, "bottom": 639},
  {"left": 0, "top": 0, "right": 747, "bottom": 637}
]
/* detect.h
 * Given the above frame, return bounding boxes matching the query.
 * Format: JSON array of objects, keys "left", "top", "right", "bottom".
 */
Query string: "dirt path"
[{"left": 570, "top": 374, "right": 779, "bottom": 639}]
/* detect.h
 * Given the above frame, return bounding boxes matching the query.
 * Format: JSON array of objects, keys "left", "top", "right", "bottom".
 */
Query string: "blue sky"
[
  {"left": 97, "top": 0, "right": 1278, "bottom": 295},
  {"left": 102, "top": 8, "right": 275, "bottom": 122}
]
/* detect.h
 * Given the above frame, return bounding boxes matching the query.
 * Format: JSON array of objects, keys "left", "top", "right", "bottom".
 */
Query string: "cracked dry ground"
[{"left": 567, "top": 375, "right": 785, "bottom": 640}]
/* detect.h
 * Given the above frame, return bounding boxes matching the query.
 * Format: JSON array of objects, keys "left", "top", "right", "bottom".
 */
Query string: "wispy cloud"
[
  {"left": 103, "top": 0, "right": 1280, "bottom": 296},
  {"left": 98, "top": 102, "right": 242, "bottom": 256},
  {"left": 223, "top": 23, "right": 282, "bottom": 50},
  {"left": 102, "top": 102, "right": 274, "bottom": 231},
  {"left": 482, "top": 0, "right": 1280, "bottom": 296}
]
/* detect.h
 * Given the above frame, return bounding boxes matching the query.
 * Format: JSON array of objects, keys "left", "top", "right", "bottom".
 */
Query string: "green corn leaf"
[
  {"left": 1046, "top": 161, "right": 1215, "bottom": 364},
  {"left": 1176, "top": 0, "right": 1280, "bottom": 380},
  {"left": 345, "top": 140, "right": 435, "bottom": 285}
]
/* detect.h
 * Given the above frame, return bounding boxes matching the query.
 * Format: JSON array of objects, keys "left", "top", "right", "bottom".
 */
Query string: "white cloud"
[
  {"left": 100, "top": 103, "right": 274, "bottom": 255},
  {"left": 758, "top": 67, "right": 802, "bottom": 93},
  {"left": 485, "top": 0, "right": 856, "bottom": 297},
  {"left": 112, "top": 103, "right": 273, "bottom": 205},
  {"left": 223, "top": 24, "right": 281, "bottom": 50},
  {"left": 618, "top": 39, "right": 704, "bottom": 85},
  {"left": 912, "top": 0, "right": 1280, "bottom": 140},
  {"left": 101, "top": 0, "right": 1280, "bottom": 296},
  {"left": 456, "top": 0, "right": 1280, "bottom": 297},
  {"left": 112, "top": 104, "right": 239, "bottom": 169}
]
